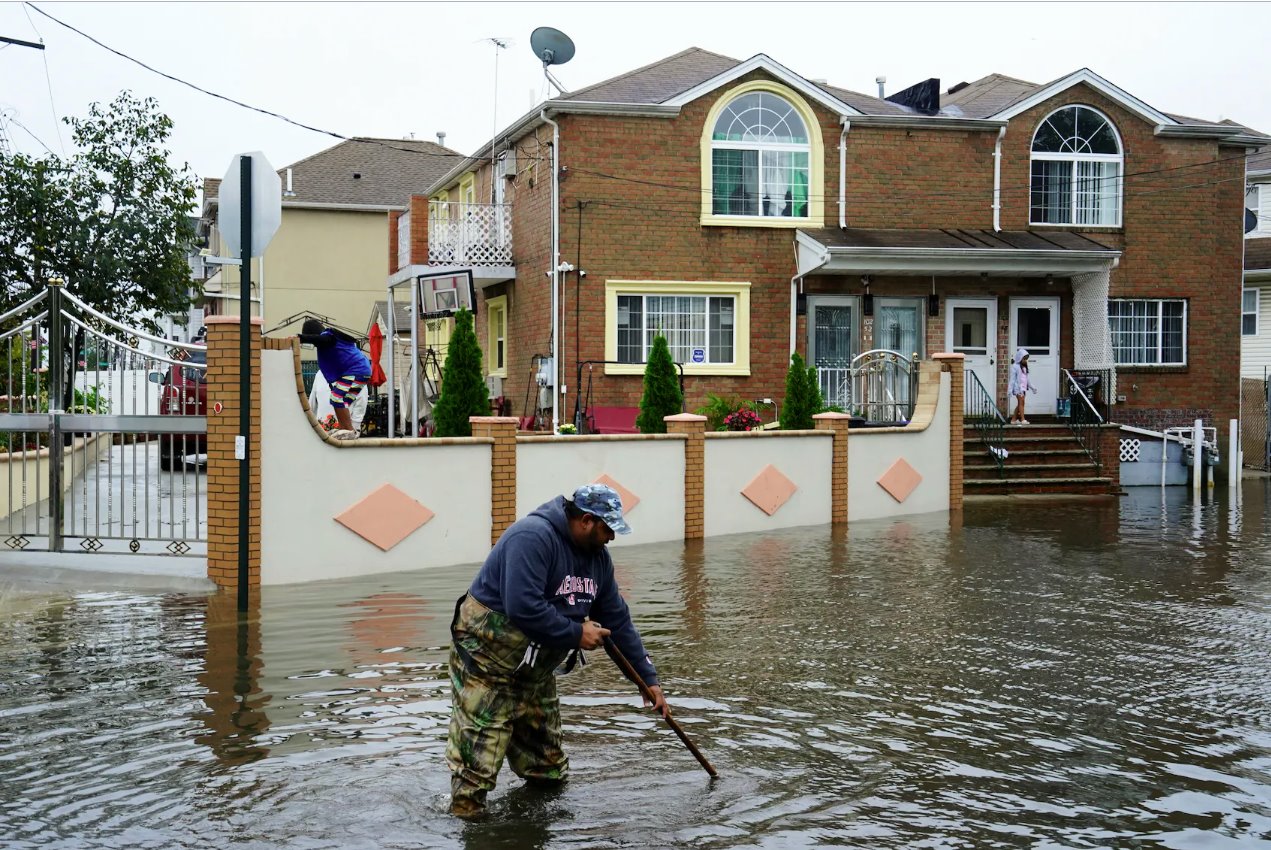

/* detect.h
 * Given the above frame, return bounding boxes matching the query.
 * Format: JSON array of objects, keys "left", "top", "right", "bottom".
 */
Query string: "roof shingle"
[{"left": 202, "top": 137, "right": 460, "bottom": 208}]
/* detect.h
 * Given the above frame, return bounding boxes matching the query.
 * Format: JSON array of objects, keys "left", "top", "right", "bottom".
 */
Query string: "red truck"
[{"left": 151, "top": 348, "right": 207, "bottom": 471}]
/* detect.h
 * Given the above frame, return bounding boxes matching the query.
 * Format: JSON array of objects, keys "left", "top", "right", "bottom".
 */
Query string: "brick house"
[
  {"left": 1244, "top": 149, "right": 1271, "bottom": 380},
  {"left": 390, "top": 48, "right": 1262, "bottom": 472}
]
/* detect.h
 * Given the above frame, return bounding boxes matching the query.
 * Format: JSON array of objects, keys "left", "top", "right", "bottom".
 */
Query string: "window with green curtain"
[{"left": 710, "top": 91, "right": 810, "bottom": 219}]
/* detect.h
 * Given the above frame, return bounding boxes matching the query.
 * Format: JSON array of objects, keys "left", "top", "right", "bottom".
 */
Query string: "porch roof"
[{"left": 796, "top": 227, "right": 1121, "bottom": 277}]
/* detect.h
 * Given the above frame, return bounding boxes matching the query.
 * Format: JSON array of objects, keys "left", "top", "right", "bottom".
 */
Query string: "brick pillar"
[
  {"left": 1100, "top": 424, "right": 1122, "bottom": 491},
  {"left": 388, "top": 210, "right": 402, "bottom": 273},
  {"left": 933, "top": 354, "right": 966, "bottom": 512},
  {"left": 205, "top": 316, "right": 262, "bottom": 590},
  {"left": 410, "top": 195, "right": 430, "bottom": 265},
  {"left": 666, "top": 413, "right": 707, "bottom": 540},
  {"left": 470, "top": 416, "right": 518, "bottom": 546},
  {"left": 813, "top": 412, "right": 852, "bottom": 523}
]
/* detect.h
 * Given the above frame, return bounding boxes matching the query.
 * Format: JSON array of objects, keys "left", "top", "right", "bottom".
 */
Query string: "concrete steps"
[{"left": 963, "top": 421, "right": 1118, "bottom": 496}]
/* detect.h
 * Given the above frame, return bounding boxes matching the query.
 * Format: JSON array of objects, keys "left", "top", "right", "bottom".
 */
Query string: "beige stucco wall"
[
  {"left": 515, "top": 436, "right": 687, "bottom": 546},
  {"left": 848, "top": 372, "right": 951, "bottom": 521},
  {"left": 260, "top": 349, "right": 491, "bottom": 585},
  {"left": 0, "top": 434, "right": 105, "bottom": 518},
  {"left": 704, "top": 433, "right": 835, "bottom": 536},
  {"left": 211, "top": 207, "right": 391, "bottom": 333}
]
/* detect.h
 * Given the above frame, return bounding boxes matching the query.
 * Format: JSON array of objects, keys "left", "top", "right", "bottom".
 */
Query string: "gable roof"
[
  {"left": 988, "top": 68, "right": 1176, "bottom": 125},
  {"left": 557, "top": 47, "right": 740, "bottom": 105},
  {"left": 940, "top": 74, "right": 1040, "bottom": 119},
  {"left": 202, "top": 138, "right": 461, "bottom": 209}
]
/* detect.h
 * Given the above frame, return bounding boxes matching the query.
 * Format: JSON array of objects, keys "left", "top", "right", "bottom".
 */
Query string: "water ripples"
[{"left": 3, "top": 482, "right": 1271, "bottom": 846}]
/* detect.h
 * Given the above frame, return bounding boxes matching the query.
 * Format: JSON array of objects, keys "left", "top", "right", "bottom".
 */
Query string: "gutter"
[
  {"left": 992, "top": 126, "right": 1006, "bottom": 232},
  {"left": 281, "top": 201, "right": 402, "bottom": 212},
  {"left": 1155, "top": 125, "right": 1268, "bottom": 146},
  {"left": 847, "top": 115, "right": 1007, "bottom": 132},
  {"left": 838, "top": 117, "right": 850, "bottom": 229},
  {"left": 826, "top": 245, "right": 1122, "bottom": 262}
]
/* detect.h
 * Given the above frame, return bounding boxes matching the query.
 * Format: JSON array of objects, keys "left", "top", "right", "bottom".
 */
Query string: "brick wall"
[{"left": 490, "top": 73, "right": 1242, "bottom": 459}]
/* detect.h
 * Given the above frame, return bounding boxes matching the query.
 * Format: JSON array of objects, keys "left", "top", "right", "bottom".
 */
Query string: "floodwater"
[{"left": 3, "top": 481, "right": 1271, "bottom": 849}]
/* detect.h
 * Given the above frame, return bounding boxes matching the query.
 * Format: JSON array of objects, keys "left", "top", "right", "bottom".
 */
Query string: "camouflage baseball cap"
[{"left": 571, "top": 484, "right": 632, "bottom": 535}]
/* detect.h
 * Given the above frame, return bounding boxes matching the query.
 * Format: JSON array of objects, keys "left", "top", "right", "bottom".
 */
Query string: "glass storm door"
[
  {"left": 808, "top": 296, "right": 857, "bottom": 410},
  {"left": 946, "top": 298, "right": 997, "bottom": 413}
]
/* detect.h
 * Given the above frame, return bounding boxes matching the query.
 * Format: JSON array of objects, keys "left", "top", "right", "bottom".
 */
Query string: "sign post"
[{"left": 218, "top": 153, "right": 281, "bottom": 611}]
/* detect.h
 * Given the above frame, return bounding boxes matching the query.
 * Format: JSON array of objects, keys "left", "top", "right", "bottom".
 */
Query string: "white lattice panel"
[
  {"left": 1120, "top": 438, "right": 1141, "bottom": 463},
  {"left": 429, "top": 203, "right": 513, "bottom": 266}
]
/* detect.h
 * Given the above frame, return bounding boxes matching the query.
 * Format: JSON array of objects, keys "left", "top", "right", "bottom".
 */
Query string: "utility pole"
[{"left": 0, "top": 35, "right": 45, "bottom": 50}]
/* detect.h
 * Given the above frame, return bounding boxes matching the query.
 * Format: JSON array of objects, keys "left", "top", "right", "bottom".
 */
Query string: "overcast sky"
[{"left": 3, "top": 1, "right": 1269, "bottom": 198}]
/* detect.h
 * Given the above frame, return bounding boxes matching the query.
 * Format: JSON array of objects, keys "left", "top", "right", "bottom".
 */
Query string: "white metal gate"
[{"left": 0, "top": 282, "right": 207, "bottom": 556}]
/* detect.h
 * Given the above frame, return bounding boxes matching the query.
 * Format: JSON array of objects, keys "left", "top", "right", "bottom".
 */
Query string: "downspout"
[
  {"left": 790, "top": 275, "right": 800, "bottom": 356},
  {"left": 839, "top": 117, "right": 851, "bottom": 229},
  {"left": 541, "top": 109, "right": 561, "bottom": 433},
  {"left": 992, "top": 126, "right": 1006, "bottom": 232}
]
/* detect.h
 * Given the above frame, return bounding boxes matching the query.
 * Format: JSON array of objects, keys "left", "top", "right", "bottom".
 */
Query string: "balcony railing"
[{"left": 428, "top": 203, "right": 513, "bottom": 266}]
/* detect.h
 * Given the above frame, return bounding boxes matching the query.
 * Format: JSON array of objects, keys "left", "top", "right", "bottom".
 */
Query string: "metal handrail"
[
  {"left": 60, "top": 289, "right": 208, "bottom": 353},
  {"left": 848, "top": 349, "right": 917, "bottom": 423},
  {"left": 61, "top": 312, "right": 206, "bottom": 372},
  {"left": 1062, "top": 368, "right": 1104, "bottom": 469},
  {"left": 964, "top": 369, "right": 1008, "bottom": 477},
  {"left": 0, "top": 289, "right": 48, "bottom": 327}
]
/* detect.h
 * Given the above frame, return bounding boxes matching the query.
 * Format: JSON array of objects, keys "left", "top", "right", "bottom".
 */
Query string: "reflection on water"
[{"left": 3, "top": 480, "right": 1271, "bottom": 848}]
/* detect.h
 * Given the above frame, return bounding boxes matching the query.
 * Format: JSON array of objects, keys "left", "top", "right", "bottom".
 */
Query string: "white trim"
[
  {"left": 664, "top": 53, "right": 863, "bottom": 117},
  {"left": 990, "top": 68, "right": 1177, "bottom": 126}
]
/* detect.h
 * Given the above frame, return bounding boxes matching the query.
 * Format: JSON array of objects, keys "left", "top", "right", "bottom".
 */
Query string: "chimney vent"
[
  {"left": 875, "top": 75, "right": 886, "bottom": 99},
  {"left": 436, "top": 131, "right": 447, "bottom": 147}
]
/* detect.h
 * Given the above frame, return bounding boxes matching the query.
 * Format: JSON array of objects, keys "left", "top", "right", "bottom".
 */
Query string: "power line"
[
  {"left": 24, "top": 2, "right": 473, "bottom": 162},
  {"left": 6, "top": 113, "right": 57, "bottom": 156},
  {"left": 20, "top": 4, "right": 64, "bottom": 154}
]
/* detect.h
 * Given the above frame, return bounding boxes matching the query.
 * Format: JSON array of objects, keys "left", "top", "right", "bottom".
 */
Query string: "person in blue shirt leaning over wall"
[
  {"left": 445, "top": 483, "right": 669, "bottom": 818},
  {"left": 297, "top": 318, "right": 371, "bottom": 438}
]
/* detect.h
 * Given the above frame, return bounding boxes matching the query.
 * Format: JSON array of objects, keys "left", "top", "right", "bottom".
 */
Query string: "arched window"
[
  {"left": 1030, "top": 105, "right": 1123, "bottom": 226},
  {"left": 710, "top": 91, "right": 811, "bottom": 219}
]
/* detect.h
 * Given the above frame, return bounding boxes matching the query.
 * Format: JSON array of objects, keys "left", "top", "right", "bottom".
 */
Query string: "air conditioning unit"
[
  {"left": 497, "top": 150, "right": 517, "bottom": 180},
  {"left": 485, "top": 375, "right": 503, "bottom": 398}
]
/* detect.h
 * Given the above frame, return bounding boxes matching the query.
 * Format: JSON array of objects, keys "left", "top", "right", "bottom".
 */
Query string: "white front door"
[
  {"left": 946, "top": 298, "right": 997, "bottom": 413},
  {"left": 1009, "top": 297, "right": 1060, "bottom": 416}
]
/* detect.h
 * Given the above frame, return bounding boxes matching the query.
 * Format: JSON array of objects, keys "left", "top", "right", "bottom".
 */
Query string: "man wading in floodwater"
[{"left": 445, "top": 484, "right": 669, "bottom": 818}]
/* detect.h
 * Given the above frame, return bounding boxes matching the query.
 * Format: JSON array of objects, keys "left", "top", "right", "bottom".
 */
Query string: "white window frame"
[
  {"left": 699, "top": 81, "right": 824, "bottom": 229},
  {"left": 396, "top": 211, "right": 411, "bottom": 271},
  {"left": 1108, "top": 298, "right": 1188, "bottom": 366},
  {"left": 604, "top": 280, "right": 751, "bottom": 376},
  {"left": 487, "top": 295, "right": 507, "bottom": 377},
  {"left": 1248, "top": 183, "right": 1270, "bottom": 235},
  {"left": 1243, "top": 288, "right": 1260, "bottom": 337},
  {"left": 1030, "top": 105, "right": 1124, "bottom": 228}
]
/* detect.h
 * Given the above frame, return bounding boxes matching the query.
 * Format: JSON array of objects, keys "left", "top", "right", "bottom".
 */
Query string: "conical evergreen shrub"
[
  {"left": 781, "top": 352, "right": 814, "bottom": 430},
  {"left": 636, "top": 334, "right": 683, "bottom": 434},
  {"left": 432, "top": 308, "right": 488, "bottom": 437}
]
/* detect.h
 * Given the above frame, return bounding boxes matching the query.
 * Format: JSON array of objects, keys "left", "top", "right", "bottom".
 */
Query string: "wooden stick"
[{"left": 602, "top": 636, "right": 718, "bottom": 778}]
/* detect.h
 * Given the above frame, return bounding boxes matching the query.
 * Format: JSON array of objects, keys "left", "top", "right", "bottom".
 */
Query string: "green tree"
[
  {"left": 432, "top": 309, "right": 488, "bottom": 437},
  {"left": 781, "top": 352, "right": 819, "bottom": 430},
  {"left": 0, "top": 91, "right": 198, "bottom": 320},
  {"left": 636, "top": 334, "right": 682, "bottom": 434},
  {"left": 0, "top": 92, "right": 198, "bottom": 410}
]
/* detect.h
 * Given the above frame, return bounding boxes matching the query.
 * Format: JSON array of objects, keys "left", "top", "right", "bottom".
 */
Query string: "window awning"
[{"left": 796, "top": 227, "right": 1121, "bottom": 277}]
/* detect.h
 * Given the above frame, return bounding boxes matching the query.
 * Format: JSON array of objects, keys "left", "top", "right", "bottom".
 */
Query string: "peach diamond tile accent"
[
  {"left": 335, "top": 484, "right": 435, "bottom": 551},
  {"left": 878, "top": 458, "right": 923, "bottom": 503},
  {"left": 741, "top": 464, "right": 798, "bottom": 516},
  {"left": 593, "top": 474, "right": 640, "bottom": 513}
]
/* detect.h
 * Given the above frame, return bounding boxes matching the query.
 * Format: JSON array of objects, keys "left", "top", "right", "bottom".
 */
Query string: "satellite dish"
[
  {"left": 1247, "top": 208, "right": 1259, "bottom": 235},
  {"left": 530, "top": 27, "right": 575, "bottom": 66}
]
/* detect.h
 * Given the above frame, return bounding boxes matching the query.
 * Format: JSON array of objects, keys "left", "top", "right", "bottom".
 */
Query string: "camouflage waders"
[{"left": 446, "top": 594, "right": 572, "bottom": 814}]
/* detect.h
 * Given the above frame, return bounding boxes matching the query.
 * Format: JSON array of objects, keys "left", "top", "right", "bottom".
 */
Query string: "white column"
[
  {"left": 1229, "top": 418, "right": 1240, "bottom": 491},
  {"left": 1192, "top": 418, "right": 1203, "bottom": 498}
]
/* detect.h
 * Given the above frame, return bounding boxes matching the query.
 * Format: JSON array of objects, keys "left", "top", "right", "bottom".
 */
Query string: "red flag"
[{"left": 368, "top": 322, "right": 387, "bottom": 387}]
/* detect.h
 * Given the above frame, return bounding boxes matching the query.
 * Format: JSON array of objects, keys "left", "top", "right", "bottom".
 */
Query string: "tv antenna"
[{"left": 530, "top": 26, "right": 574, "bottom": 95}]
